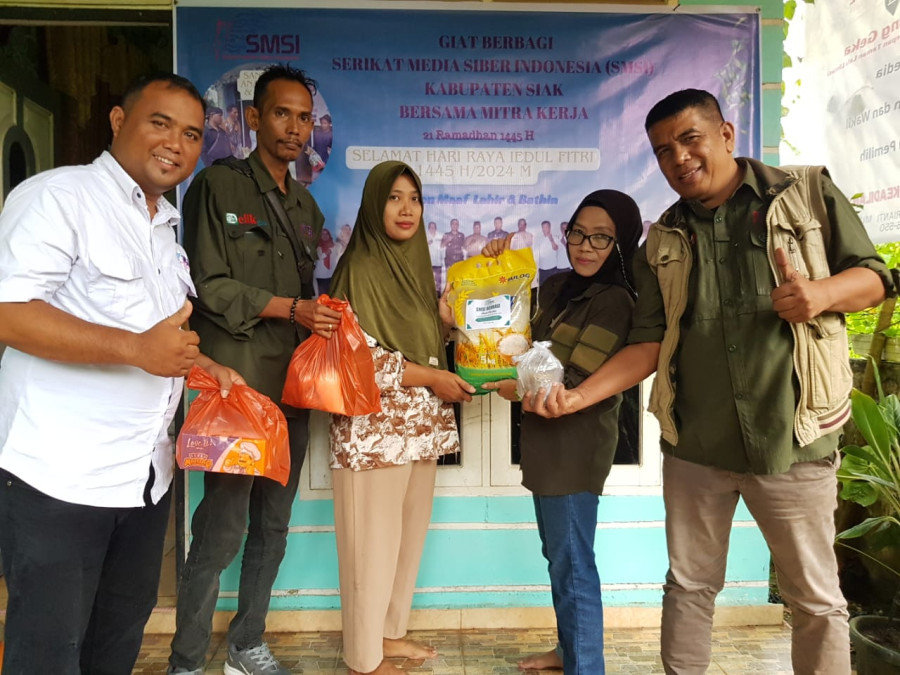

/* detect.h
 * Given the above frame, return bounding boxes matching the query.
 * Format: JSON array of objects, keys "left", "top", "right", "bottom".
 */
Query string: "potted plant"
[{"left": 837, "top": 375, "right": 900, "bottom": 673}]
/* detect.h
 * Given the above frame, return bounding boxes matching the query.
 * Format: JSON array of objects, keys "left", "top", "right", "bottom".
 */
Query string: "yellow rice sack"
[{"left": 446, "top": 248, "right": 536, "bottom": 393}]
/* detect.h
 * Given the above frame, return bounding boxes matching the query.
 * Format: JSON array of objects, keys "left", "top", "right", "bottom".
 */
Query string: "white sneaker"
[{"left": 223, "top": 642, "right": 291, "bottom": 675}]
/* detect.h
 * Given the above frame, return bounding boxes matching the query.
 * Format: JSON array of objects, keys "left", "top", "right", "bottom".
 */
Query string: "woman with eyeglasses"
[{"left": 483, "top": 190, "right": 643, "bottom": 674}]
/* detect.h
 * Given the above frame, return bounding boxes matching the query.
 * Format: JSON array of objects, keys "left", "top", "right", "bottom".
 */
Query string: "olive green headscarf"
[{"left": 330, "top": 161, "right": 447, "bottom": 369}]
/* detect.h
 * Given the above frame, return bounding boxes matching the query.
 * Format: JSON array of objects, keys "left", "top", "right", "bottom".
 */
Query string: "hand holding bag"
[
  {"left": 177, "top": 366, "right": 291, "bottom": 485},
  {"left": 282, "top": 295, "right": 381, "bottom": 416}
]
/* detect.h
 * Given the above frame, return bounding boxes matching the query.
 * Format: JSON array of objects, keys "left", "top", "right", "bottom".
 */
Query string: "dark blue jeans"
[
  {"left": 533, "top": 492, "right": 605, "bottom": 675},
  {"left": 169, "top": 413, "right": 308, "bottom": 670},
  {"left": 0, "top": 467, "right": 170, "bottom": 675}
]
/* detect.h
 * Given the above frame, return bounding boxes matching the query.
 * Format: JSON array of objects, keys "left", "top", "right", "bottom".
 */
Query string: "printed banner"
[
  {"left": 797, "top": 0, "right": 900, "bottom": 243},
  {"left": 176, "top": 5, "right": 760, "bottom": 290}
]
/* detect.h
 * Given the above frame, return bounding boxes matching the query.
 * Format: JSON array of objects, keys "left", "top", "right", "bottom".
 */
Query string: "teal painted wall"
[
  {"left": 190, "top": 476, "right": 772, "bottom": 610},
  {"left": 187, "top": 0, "right": 785, "bottom": 613}
]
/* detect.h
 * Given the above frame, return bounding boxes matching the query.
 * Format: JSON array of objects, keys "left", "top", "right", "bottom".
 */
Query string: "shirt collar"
[
  {"left": 95, "top": 151, "right": 180, "bottom": 225},
  {"left": 683, "top": 160, "right": 756, "bottom": 220},
  {"left": 736, "top": 158, "right": 765, "bottom": 200},
  {"left": 247, "top": 149, "right": 304, "bottom": 205}
]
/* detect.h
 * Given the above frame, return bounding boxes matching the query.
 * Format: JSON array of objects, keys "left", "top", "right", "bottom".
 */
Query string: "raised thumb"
[
  {"left": 167, "top": 299, "right": 193, "bottom": 327},
  {"left": 773, "top": 247, "right": 795, "bottom": 283}
]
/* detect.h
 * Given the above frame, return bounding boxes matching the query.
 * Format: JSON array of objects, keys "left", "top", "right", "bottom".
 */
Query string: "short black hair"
[
  {"left": 122, "top": 72, "right": 206, "bottom": 115},
  {"left": 252, "top": 64, "right": 317, "bottom": 109},
  {"left": 644, "top": 89, "right": 723, "bottom": 132},
  {"left": 319, "top": 114, "right": 332, "bottom": 124}
]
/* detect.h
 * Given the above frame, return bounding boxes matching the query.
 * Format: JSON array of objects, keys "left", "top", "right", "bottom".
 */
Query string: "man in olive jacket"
[
  {"left": 525, "top": 89, "right": 890, "bottom": 675},
  {"left": 168, "top": 65, "right": 341, "bottom": 675}
]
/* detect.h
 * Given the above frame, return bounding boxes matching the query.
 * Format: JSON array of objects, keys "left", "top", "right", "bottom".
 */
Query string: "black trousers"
[
  {"left": 169, "top": 412, "right": 308, "bottom": 670},
  {"left": 0, "top": 467, "right": 171, "bottom": 674}
]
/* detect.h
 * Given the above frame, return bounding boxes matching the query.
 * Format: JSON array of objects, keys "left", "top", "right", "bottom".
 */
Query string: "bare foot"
[
  {"left": 349, "top": 658, "right": 405, "bottom": 675},
  {"left": 517, "top": 648, "right": 563, "bottom": 671},
  {"left": 383, "top": 636, "right": 438, "bottom": 660}
]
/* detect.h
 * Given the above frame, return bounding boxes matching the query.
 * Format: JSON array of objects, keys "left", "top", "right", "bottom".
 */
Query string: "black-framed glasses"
[{"left": 565, "top": 228, "right": 615, "bottom": 251}]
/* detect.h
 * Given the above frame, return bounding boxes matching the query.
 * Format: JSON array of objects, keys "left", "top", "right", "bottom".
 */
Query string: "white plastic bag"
[{"left": 515, "top": 341, "right": 564, "bottom": 401}]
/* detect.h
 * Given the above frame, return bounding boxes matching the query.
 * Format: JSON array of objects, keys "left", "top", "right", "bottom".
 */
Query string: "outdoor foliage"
[
  {"left": 837, "top": 375, "right": 900, "bottom": 578},
  {"left": 846, "top": 243, "right": 900, "bottom": 352}
]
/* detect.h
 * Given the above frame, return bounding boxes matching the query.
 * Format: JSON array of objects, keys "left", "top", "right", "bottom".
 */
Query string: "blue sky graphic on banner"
[{"left": 177, "top": 7, "right": 759, "bottom": 287}]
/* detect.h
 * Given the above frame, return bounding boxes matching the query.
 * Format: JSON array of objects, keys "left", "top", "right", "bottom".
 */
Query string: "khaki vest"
[{"left": 646, "top": 164, "right": 852, "bottom": 448}]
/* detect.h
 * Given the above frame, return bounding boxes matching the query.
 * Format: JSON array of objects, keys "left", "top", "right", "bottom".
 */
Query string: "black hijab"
[{"left": 536, "top": 189, "right": 643, "bottom": 335}]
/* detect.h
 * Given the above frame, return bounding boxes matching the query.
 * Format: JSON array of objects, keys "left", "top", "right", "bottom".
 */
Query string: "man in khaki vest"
[{"left": 525, "top": 89, "right": 891, "bottom": 675}]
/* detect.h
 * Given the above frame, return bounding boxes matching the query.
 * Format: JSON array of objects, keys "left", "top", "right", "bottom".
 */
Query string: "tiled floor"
[
  {"left": 0, "top": 503, "right": 829, "bottom": 674},
  {"left": 134, "top": 624, "right": 796, "bottom": 674}
]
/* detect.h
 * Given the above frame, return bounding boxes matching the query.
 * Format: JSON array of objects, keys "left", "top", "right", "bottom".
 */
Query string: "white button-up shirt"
[
  {"left": 557, "top": 231, "right": 572, "bottom": 271},
  {"left": 0, "top": 152, "right": 195, "bottom": 508},
  {"left": 536, "top": 233, "right": 558, "bottom": 270}
]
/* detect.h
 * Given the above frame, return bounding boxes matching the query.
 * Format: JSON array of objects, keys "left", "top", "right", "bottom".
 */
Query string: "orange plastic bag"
[
  {"left": 282, "top": 295, "right": 381, "bottom": 416},
  {"left": 176, "top": 366, "right": 290, "bottom": 486}
]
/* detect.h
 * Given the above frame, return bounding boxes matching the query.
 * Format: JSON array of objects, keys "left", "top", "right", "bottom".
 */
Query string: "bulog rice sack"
[{"left": 446, "top": 248, "right": 536, "bottom": 393}]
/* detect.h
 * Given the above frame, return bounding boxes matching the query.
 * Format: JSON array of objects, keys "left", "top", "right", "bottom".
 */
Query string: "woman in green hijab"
[{"left": 329, "top": 161, "right": 474, "bottom": 675}]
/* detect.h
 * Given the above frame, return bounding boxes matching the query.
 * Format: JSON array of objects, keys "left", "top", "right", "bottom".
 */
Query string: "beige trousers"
[
  {"left": 661, "top": 453, "right": 850, "bottom": 675},
  {"left": 332, "top": 460, "right": 437, "bottom": 673}
]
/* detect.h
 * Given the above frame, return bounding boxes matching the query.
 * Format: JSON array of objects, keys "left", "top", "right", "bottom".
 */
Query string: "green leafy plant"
[
  {"left": 847, "top": 243, "right": 900, "bottom": 360},
  {"left": 837, "top": 370, "right": 900, "bottom": 583}
]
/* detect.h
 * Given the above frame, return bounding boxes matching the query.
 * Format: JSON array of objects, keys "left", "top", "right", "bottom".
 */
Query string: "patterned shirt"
[{"left": 329, "top": 333, "right": 460, "bottom": 471}]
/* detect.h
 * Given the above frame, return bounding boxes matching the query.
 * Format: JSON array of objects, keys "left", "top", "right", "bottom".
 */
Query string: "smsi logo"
[
  {"left": 246, "top": 34, "right": 302, "bottom": 56},
  {"left": 213, "top": 20, "right": 302, "bottom": 60}
]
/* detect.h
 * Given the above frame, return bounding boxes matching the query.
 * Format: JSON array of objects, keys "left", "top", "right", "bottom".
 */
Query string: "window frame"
[{"left": 302, "top": 376, "right": 661, "bottom": 498}]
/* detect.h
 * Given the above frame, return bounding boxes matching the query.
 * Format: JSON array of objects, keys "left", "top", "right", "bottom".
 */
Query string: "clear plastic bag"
[{"left": 515, "top": 340, "right": 564, "bottom": 401}]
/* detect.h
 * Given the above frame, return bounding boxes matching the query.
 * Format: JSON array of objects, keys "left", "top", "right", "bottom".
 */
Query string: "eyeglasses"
[{"left": 565, "top": 228, "right": 615, "bottom": 251}]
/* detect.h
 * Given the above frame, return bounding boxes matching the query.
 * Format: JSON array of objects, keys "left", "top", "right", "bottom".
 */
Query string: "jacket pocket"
[
  {"left": 749, "top": 228, "right": 775, "bottom": 296},
  {"left": 648, "top": 237, "right": 687, "bottom": 268},
  {"left": 569, "top": 324, "right": 618, "bottom": 374},
  {"left": 789, "top": 217, "right": 830, "bottom": 281},
  {"left": 803, "top": 321, "right": 852, "bottom": 409},
  {"left": 227, "top": 226, "right": 273, "bottom": 291}
]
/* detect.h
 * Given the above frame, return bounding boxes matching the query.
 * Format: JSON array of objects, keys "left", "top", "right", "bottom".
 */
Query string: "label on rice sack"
[
  {"left": 179, "top": 434, "right": 268, "bottom": 477},
  {"left": 447, "top": 248, "right": 536, "bottom": 394}
]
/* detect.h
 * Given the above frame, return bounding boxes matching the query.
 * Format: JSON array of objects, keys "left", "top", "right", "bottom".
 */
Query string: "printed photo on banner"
[{"left": 176, "top": 6, "right": 761, "bottom": 292}]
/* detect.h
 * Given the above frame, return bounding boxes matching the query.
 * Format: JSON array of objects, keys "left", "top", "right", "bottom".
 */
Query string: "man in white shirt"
[
  {"left": 557, "top": 221, "right": 572, "bottom": 272},
  {"left": 464, "top": 220, "right": 487, "bottom": 259},
  {"left": 426, "top": 220, "right": 443, "bottom": 291},
  {"left": 510, "top": 217, "right": 534, "bottom": 250},
  {"left": 0, "top": 73, "right": 242, "bottom": 674},
  {"left": 535, "top": 219, "right": 559, "bottom": 284}
]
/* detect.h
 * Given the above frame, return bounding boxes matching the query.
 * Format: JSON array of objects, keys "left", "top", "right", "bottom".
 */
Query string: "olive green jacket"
[
  {"left": 182, "top": 151, "right": 324, "bottom": 407},
  {"left": 521, "top": 273, "right": 634, "bottom": 495},
  {"left": 645, "top": 159, "right": 879, "bottom": 448}
]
